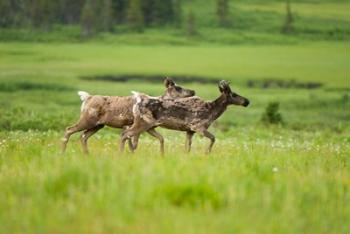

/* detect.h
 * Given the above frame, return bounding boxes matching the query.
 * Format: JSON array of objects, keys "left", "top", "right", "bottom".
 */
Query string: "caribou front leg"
[
  {"left": 197, "top": 129, "right": 215, "bottom": 154},
  {"left": 185, "top": 131, "right": 195, "bottom": 153}
]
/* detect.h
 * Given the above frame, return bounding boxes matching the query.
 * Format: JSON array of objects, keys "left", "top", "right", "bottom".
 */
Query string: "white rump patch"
[
  {"left": 131, "top": 91, "right": 142, "bottom": 104},
  {"left": 78, "top": 91, "right": 90, "bottom": 112},
  {"left": 78, "top": 91, "right": 90, "bottom": 102},
  {"left": 132, "top": 104, "right": 140, "bottom": 116},
  {"left": 131, "top": 91, "right": 142, "bottom": 116}
]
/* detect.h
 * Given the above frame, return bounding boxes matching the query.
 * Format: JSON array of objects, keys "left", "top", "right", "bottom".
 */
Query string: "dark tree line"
[
  {"left": 0, "top": 0, "right": 294, "bottom": 36},
  {"left": 217, "top": 0, "right": 230, "bottom": 27},
  {"left": 0, "top": 0, "right": 85, "bottom": 28},
  {"left": 281, "top": 0, "right": 293, "bottom": 34},
  {"left": 0, "top": 0, "right": 182, "bottom": 30}
]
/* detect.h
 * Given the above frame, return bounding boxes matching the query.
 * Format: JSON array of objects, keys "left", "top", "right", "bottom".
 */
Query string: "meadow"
[
  {"left": 1, "top": 0, "right": 350, "bottom": 233},
  {"left": 0, "top": 42, "right": 349, "bottom": 131},
  {"left": 1, "top": 128, "right": 349, "bottom": 233},
  {"left": 0, "top": 40, "right": 349, "bottom": 233}
]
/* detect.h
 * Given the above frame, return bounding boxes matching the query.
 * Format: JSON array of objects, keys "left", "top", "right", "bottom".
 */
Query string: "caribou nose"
[{"left": 243, "top": 99, "right": 250, "bottom": 107}]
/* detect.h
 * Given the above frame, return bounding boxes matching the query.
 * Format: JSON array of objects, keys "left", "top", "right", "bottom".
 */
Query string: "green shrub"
[
  {"left": 261, "top": 102, "right": 284, "bottom": 125},
  {"left": 155, "top": 183, "right": 227, "bottom": 210},
  {"left": 339, "top": 93, "right": 350, "bottom": 105}
]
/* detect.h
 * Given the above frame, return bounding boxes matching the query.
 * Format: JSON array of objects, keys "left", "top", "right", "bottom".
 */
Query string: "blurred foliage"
[
  {"left": 0, "top": 0, "right": 181, "bottom": 29},
  {"left": 281, "top": 0, "right": 294, "bottom": 34},
  {"left": 0, "top": 0, "right": 350, "bottom": 43},
  {"left": 261, "top": 102, "right": 284, "bottom": 125},
  {"left": 0, "top": 81, "right": 74, "bottom": 92},
  {"left": 186, "top": 9, "right": 197, "bottom": 37},
  {"left": 0, "top": 129, "right": 349, "bottom": 233},
  {"left": 154, "top": 182, "right": 227, "bottom": 209},
  {"left": 0, "top": 2, "right": 349, "bottom": 233},
  {"left": 217, "top": 0, "right": 231, "bottom": 27},
  {"left": 0, "top": 42, "right": 349, "bottom": 132}
]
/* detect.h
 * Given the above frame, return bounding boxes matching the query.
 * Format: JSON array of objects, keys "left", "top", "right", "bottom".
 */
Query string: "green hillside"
[{"left": 1, "top": 0, "right": 350, "bottom": 43}]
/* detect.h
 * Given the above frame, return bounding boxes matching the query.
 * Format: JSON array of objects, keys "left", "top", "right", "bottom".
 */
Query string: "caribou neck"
[{"left": 209, "top": 94, "right": 229, "bottom": 121}]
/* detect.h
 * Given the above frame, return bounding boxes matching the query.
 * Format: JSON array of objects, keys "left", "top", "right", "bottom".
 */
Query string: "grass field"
[
  {"left": 0, "top": 40, "right": 349, "bottom": 233},
  {"left": 1, "top": 41, "right": 349, "bottom": 131},
  {"left": 1, "top": 0, "right": 350, "bottom": 232},
  {"left": 0, "top": 129, "right": 349, "bottom": 233}
]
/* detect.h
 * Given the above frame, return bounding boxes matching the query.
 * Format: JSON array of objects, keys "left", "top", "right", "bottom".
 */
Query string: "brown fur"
[
  {"left": 61, "top": 78, "right": 195, "bottom": 154},
  {"left": 120, "top": 81, "right": 249, "bottom": 154}
]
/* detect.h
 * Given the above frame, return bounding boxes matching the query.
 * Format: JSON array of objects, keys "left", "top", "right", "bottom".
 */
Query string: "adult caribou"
[
  {"left": 61, "top": 77, "right": 195, "bottom": 154},
  {"left": 120, "top": 80, "right": 249, "bottom": 154}
]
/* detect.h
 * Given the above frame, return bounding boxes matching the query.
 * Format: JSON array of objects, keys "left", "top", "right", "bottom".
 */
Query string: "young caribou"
[
  {"left": 120, "top": 80, "right": 249, "bottom": 154},
  {"left": 61, "top": 78, "right": 195, "bottom": 154}
]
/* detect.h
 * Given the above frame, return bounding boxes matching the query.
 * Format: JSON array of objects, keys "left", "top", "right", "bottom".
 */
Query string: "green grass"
[
  {"left": 0, "top": 129, "right": 349, "bottom": 233},
  {"left": 1, "top": 1, "right": 349, "bottom": 232},
  {"left": 0, "top": 42, "right": 349, "bottom": 131},
  {"left": 1, "top": 42, "right": 349, "bottom": 86},
  {"left": 0, "top": 28, "right": 350, "bottom": 232}
]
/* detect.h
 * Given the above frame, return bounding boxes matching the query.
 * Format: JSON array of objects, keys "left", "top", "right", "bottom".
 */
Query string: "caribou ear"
[
  {"left": 218, "top": 80, "right": 231, "bottom": 93},
  {"left": 164, "top": 77, "right": 175, "bottom": 88},
  {"left": 218, "top": 81, "right": 224, "bottom": 93}
]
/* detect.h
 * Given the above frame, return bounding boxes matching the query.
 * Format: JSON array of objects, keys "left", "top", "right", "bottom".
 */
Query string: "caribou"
[
  {"left": 120, "top": 80, "right": 249, "bottom": 154},
  {"left": 61, "top": 78, "right": 195, "bottom": 154}
]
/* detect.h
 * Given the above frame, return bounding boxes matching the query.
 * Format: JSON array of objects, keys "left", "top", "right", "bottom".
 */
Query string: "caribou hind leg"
[
  {"left": 120, "top": 119, "right": 152, "bottom": 154},
  {"left": 80, "top": 124, "right": 104, "bottom": 154},
  {"left": 62, "top": 121, "right": 94, "bottom": 154},
  {"left": 146, "top": 128, "right": 165, "bottom": 155}
]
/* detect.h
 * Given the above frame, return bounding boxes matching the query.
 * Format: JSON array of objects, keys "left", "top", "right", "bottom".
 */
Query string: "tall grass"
[{"left": 0, "top": 129, "right": 349, "bottom": 233}]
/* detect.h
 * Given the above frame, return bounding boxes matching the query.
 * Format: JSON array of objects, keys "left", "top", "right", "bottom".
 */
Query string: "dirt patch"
[
  {"left": 81, "top": 74, "right": 221, "bottom": 84},
  {"left": 247, "top": 79, "right": 323, "bottom": 89}
]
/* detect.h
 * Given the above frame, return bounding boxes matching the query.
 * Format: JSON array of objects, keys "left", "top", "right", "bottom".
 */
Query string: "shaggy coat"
[
  {"left": 62, "top": 78, "right": 195, "bottom": 154},
  {"left": 121, "top": 81, "right": 249, "bottom": 153}
]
